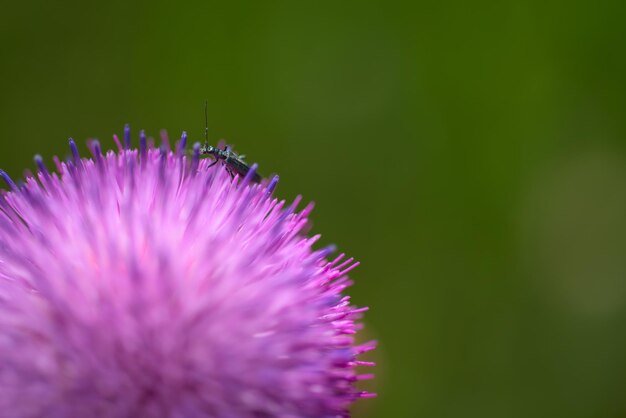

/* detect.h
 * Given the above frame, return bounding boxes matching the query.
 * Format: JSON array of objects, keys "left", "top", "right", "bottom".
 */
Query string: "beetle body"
[{"left": 200, "top": 144, "right": 262, "bottom": 183}]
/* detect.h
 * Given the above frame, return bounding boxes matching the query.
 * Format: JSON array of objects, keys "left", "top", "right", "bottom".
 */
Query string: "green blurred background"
[{"left": 2, "top": 1, "right": 626, "bottom": 417}]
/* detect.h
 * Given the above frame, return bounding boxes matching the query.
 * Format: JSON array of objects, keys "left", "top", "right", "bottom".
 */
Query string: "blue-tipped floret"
[
  {"left": 179, "top": 131, "right": 188, "bottom": 154},
  {"left": 91, "top": 140, "right": 102, "bottom": 163},
  {"left": 242, "top": 163, "right": 259, "bottom": 185},
  {"left": 0, "top": 169, "right": 18, "bottom": 191},
  {"left": 139, "top": 130, "right": 147, "bottom": 165},
  {"left": 266, "top": 175, "right": 279, "bottom": 195},
  {"left": 69, "top": 138, "right": 81, "bottom": 164},
  {"left": 34, "top": 155, "right": 49, "bottom": 178},
  {"left": 124, "top": 124, "right": 131, "bottom": 149},
  {"left": 191, "top": 142, "right": 200, "bottom": 174},
  {"left": 318, "top": 244, "right": 337, "bottom": 259}
]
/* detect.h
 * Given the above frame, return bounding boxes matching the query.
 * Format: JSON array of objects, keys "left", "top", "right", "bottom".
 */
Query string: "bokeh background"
[{"left": 2, "top": 1, "right": 626, "bottom": 417}]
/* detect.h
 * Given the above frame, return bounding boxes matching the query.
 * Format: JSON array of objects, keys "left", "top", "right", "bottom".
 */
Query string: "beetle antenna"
[{"left": 204, "top": 100, "right": 209, "bottom": 147}]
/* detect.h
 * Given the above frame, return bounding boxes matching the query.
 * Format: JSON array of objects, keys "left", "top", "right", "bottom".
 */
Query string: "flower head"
[{"left": 0, "top": 128, "right": 375, "bottom": 417}]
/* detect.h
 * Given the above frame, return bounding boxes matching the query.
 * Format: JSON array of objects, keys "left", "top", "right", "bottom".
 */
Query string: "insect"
[
  {"left": 199, "top": 102, "right": 262, "bottom": 183},
  {"left": 200, "top": 144, "right": 262, "bottom": 183}
]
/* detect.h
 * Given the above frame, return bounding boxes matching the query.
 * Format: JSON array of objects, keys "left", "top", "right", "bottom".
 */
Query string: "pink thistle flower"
[{"left": 0, "top": 128, "right": 375, "bottom": 418}]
